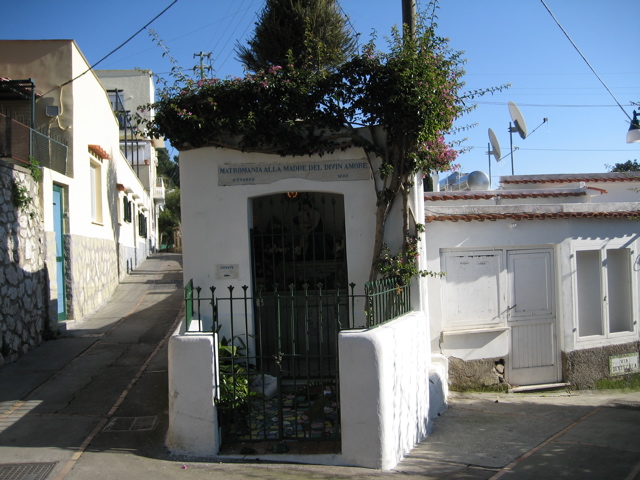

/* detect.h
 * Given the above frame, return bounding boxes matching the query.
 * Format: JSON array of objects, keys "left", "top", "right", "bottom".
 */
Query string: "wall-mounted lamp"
[{"left": 627, "top": 110, "right": 640, "bottom": 143}]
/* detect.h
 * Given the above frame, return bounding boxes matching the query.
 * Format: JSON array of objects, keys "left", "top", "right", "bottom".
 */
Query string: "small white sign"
[
  {"left": 609, "top": 353, "right": 640, "bottom": 376},
  {"left": 216, "top": 264, "right": 239, "bottom": 280}
]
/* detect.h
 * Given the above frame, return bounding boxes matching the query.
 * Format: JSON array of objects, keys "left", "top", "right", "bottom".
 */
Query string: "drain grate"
[
  {"left": 606, "top": 400, "right": 640, "bottom": 411},
  {"left": 0, "top": 462, "right": 56, "bottom": 480},
  {"left": 150, "top": 281, "right": 182, "bottom": 291},
  {"left": 103, "top": 416, "right": 158, "bottom": 432}
]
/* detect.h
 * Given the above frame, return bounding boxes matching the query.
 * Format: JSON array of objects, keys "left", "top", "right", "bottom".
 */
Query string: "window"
[
  {"left": 576, "top": 247, "right": 634, "bottom": 339},
  {"left": 122, "top": 196, "right": 132, "bottom": 223},
  {"left": 138, "top": 212, "right": 147, "bottom": 238},
  {"left": 442, "top": 250, "right": 504, "bottom": 328},
  {"left": 107, "top": 89, "right": 127, "bottom": 129},
  {"left": 90, "top": 161, "right": 103, "bottom": 224}
]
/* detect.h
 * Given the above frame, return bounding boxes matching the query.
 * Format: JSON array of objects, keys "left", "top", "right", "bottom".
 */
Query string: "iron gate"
[{"left": 213, "top": 284, "right": 358, "bottom": 445}]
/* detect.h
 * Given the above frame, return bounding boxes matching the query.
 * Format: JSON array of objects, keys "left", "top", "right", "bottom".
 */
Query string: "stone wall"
[
  {"left": 117, "top": 241, "right": 150, "bottom": 281},
  {"left": 448, "top": 357, "right": 507, "bottom": 391},
  {"left": 447, "top": 343, "right": 640, "bottom": 390},
  {"left": 563, "top": 342, "right": 640, "bottom": 389},
  {"left": 44, "top": 230, "right": 59, "bottom": 324},
  {"left": 65, "top": 235, "right": 119, "bottom": 320},
  {"left": 119, "top": 243, "right": 134, "bottom": 281},
  {"left": 0, "top": 160, "right": 48, "bottom": 366}
]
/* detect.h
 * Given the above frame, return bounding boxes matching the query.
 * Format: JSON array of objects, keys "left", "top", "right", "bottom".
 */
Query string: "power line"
[
  {"left": 474, "top": 101, "right": 635, "bottom": 108},
  {"left": 59, "top": 1, "right": 178, "bottom": 88},
  {"left": 469, "top": 146, "right": 636, "bottom": 153},
  {"left": 337, "top": 1, "right": 361, "bottom": 50},
  {"left": 210, "top": 0, "right": 258, "bottom": 73},
  {"left": 465, "top": 72, "right": 639, "bottom": 77},
  {"left": 216, "top": 9, "right": 260, "bottom": 73},
  {"left": 540, "top": 0, "right": 632, "bottom": 122},
  {"left": 207, "top": 0, "right": 249, "bottom": 57}
]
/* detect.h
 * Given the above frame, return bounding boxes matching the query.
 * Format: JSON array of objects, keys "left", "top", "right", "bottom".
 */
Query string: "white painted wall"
[
  {"left": 180, "top": 146, "right": 378, "bottom": 335},
  {"left": 0, "top": 40, "right": 159, "bottom": 318},
  {"left": 339, "top": 312, "right": 433, "bottom": 470},
  {"left": 426, "top": 215, "right": 640, "bottom": 360}
]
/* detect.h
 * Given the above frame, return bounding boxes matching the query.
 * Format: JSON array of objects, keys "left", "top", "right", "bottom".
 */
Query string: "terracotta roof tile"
[
  {"left": 424, "top": 191, "right": 587, "bottom": 201},
  {"left": 88, "top": 144, "right": 110, "bottom": 160},
  {"left": 425, "top": 211, "right": 640, "bottom": 223},
  {"left": 501, "top": 173, "right": 640, "bottom": 184}
]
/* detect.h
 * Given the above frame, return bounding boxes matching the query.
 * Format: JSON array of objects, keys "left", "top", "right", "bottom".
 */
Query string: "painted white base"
[
  {"left": 166, "top": 323, "right": 219, "bottom": 457},
  {"left": 339, "top": 312, "right": 436, "bottom": 470},
  {"left": 428, "top": 354, "right": 449, "bottom": 425}
]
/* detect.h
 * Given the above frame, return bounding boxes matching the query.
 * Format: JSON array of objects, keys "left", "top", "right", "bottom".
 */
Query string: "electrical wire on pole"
[{"left": 193, "top": 52, "right": 213, "bottom": 80}]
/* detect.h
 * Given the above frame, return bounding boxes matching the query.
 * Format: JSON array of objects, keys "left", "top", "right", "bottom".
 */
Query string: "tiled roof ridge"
[
  {"left": 425, "top": 211, "right": 639, "bottom": 223},
  {"left": 424, "top": 191, "right": 586, "bottom": 201},
  {"left": 502, "top": 174, "right": 640, "bottom": 184}
]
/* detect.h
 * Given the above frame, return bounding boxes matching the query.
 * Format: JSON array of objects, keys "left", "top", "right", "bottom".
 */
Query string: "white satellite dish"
[
  {"left": 488, "top": 128, "right": 501, "bottom": 161},
  {"left": 508, "top": 101, "right": 528, "bottom": 139}
]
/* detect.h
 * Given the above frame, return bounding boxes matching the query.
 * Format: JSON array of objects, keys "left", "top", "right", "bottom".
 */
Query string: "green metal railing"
[
  {"left": 364, "top": 278, "right": 412, "bottom": 327},
  {"left": 182, "top": 278, "right": 412, "bottom": 444},
  {"left": 184, "top": 278, "right": 411, "bottom": 333},
  {"left": 184, "top": 279, "right": 194, "bottom": 331}
]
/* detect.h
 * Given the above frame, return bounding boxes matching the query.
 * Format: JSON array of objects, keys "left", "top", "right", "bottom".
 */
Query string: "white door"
[{"left": 507, "top": 249, "right": 560, "bottom": 386}]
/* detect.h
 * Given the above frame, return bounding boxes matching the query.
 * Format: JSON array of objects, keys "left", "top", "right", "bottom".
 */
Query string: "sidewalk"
[
  {"left": 0, "top": 253, "right": 184, "bottom": 480},
  {"left": 1, "top": 252, "right": 640, "bottom": 479}
]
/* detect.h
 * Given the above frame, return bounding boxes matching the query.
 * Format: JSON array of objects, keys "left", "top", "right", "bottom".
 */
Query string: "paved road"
[{"left": 1, "top": 252, "right": 639, "bottom": 479}]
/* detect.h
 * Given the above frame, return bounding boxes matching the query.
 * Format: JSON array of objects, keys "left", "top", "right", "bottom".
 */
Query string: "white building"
[
  {"left": 0, "top": 40, "right": 163, "bottom": 329},
  {"left": 167, "top": 142, "right": 447, "bottom": 470},
  {"left": 425, "top": 172, "right": 640, "bottom": 389}
]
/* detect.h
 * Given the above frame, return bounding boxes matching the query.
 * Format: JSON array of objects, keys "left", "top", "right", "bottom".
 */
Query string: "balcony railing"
[
  {"left": 0, "top": 112, "right": 68, "bottom": 175},
  {"left": 154, "top": 177, "right": 165, "bottom": 201}
]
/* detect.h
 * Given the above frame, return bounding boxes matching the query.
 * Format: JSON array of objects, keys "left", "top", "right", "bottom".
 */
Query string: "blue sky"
[{"left": 3, "top": 1, "right": 639, "bottom": 185}]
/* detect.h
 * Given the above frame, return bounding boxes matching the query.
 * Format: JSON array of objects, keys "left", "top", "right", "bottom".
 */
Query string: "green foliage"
[
  {"left": 235, "top": 0, "right": 357, "bottom": 74},
  {"left": 156, "top": 147, "right": 180, "bottom": 188},
  {"left": 28, "top": 156, "right": 42, "bottom": 182},
  {"left": 376, "top": 233, "right": 443, "bottom": 286},
  {"left": 217, "top": 335, "right": 255, "bottom": 414},
  {"left": 143, "top": 5, "right": 498, "bottom": 163},
  {"left": 594, "top": 373, "right": 640, "bottom": 391},
  {"left": 450, "top": 383, "right": 510, "bottom": 393},
  {"left": 156, "top": 147, "right": 181, "bottom": 246},
  {"left": 610, "top": 160, "right": 640, "bottom": 172},
  {"left": 159, "top": 188, "right": 181, "bottom": 245},
  {"left": 12, "top": 179, "right": 36, "bottom": 219},
  {"left": 142, "top": 0, "right": 508, "bottom": 282}
]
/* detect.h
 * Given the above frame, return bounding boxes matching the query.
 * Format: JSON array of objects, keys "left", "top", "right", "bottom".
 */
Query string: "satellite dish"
[
  {"left": 508, "top": 101, "right": 528, "bottom": 139},
  {"left": 488, "top": 128, "right": 501, "bottom": 162}
]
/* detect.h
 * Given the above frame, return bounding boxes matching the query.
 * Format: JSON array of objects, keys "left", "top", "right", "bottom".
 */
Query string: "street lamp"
[{"left": 627, "top": 110, "right": 640, "bottom": 143}]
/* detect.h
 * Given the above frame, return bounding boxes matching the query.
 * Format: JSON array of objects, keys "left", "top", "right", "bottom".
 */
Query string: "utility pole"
[
  {"left": 402, "top": 0, "right": 416, "bottom": 39},
  {"left": 193, "top": 52, "right": 213, "bottom": 80}
]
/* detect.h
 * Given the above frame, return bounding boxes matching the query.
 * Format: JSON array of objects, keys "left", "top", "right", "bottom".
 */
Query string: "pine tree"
[{"left": 235, "top": 0, "right": 357, "bottom": 73}]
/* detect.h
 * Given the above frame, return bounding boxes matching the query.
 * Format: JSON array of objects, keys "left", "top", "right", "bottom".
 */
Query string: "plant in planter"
[{"left": 216, "top": 335, "right": 255, "bottom": 438}]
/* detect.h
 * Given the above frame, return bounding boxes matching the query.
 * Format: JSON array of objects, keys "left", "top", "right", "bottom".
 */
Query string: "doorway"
[
  {"left": 53, "top": 184, "right": 66, "bottom": 320},
  {"left": 506, "top": 249, "right": 560, "bottom": 385},
  {"left": 249, "top": 192, "right": 348, "bottom": 376}
]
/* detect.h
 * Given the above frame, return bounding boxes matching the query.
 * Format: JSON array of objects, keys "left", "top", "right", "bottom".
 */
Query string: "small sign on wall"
[
  {"left": 216, "top": 264, "right": 239, "bottom": 280},
  {"left": 218, "top": 158, "right": 370, "bottom": 185},
  {"left": 609, "top": 353, "right": 640, "bottom": 376}
]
